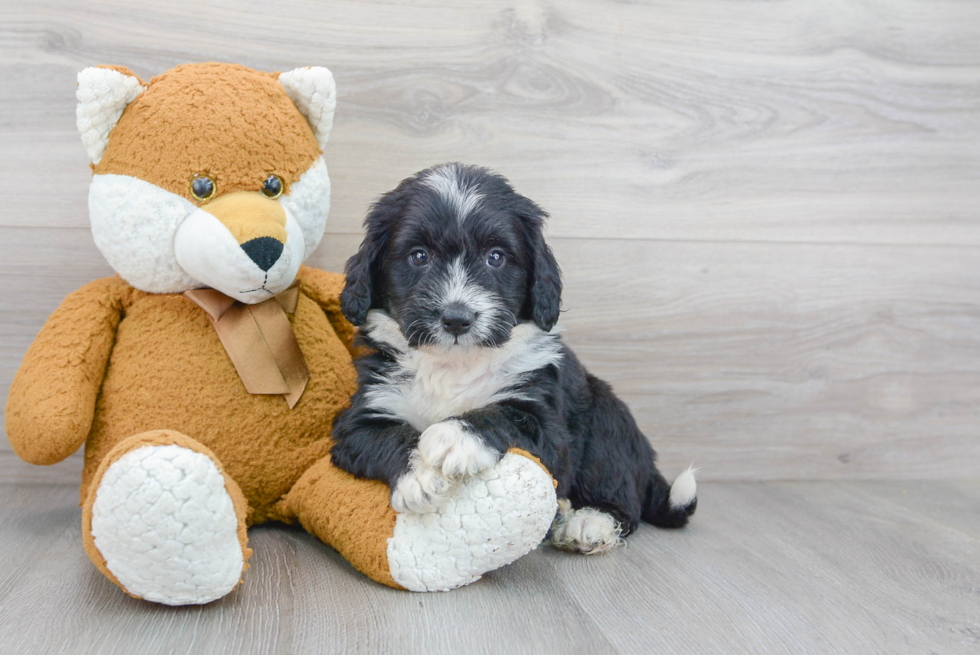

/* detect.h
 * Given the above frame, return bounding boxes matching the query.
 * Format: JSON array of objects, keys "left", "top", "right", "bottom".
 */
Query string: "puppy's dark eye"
[
  {"left": 190, "top": 175, "right": 216, "bottom": 202},
  {"left": 409, "top": 249, "right": 429, "bottom": 266},
  {"left": 262, "top": 174, "right": 283, "bottom": 199},
  {"left": 486, "top": 250, "right": 506, "bottom": 268}
]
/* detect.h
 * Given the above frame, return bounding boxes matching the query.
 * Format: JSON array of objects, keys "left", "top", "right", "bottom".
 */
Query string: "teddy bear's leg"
[
  {"left": 283, "top": 447, "right": 557, "bottom": 592},
  {"left": 81, "top": 430, "right": 251, "bottom": 605}
]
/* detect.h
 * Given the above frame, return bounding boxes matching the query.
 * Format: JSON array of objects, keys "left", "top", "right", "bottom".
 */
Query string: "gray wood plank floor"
[{"left": 1, "top": 481, "right": 977, "bottom": 655}]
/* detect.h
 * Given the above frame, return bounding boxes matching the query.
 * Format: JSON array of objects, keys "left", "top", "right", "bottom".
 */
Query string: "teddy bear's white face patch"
[
  {"left": 89, "top": 173, "right": 200, "bottom": 293},
  {"left": 88, "top": 157, "right": 330, "bottom": 301},
  {"left": 281, "top": 155, "right": 331, "bottom": 258}
]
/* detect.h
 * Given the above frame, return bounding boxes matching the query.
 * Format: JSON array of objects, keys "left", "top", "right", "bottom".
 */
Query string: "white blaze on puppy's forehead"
[
  {"left": 425, "top": 257, "right": 505, "bottom": 347},
  {"left": 441, "top": 258, "right": 496, "bottom": 314},
  {"left": 423, "top": 164, "right": 483, "bottom": 221}
]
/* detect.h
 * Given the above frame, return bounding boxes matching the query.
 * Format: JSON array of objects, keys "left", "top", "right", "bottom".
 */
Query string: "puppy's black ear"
[
  {"left": 340, "top": 184, "right": 410, "bottom": 325},
  {"left": 529, "top": 232, "right": 562, "bottom": 332},
  {"left": 518, "top": 197, "right": 562, "bottom": 332},
  {"left": 340, "top": 242, "right": 379, "bottom": 326}
]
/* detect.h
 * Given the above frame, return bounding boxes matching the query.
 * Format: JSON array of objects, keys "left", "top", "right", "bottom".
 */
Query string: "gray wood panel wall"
[{"left": 2, "top": 0, "right": 978, "bottom": 483}]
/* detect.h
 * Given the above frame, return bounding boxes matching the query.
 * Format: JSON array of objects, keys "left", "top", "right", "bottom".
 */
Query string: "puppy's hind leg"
[
  {"left": 577, "top": 374, "right": 698, "bottom": 530},
  {"left": 549, "top": 499, "right": 624, "bottom": 555}
]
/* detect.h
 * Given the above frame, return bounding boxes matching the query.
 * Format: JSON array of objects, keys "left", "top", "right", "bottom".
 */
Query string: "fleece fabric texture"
[
  {"left": 92, "top": 63, "right": 321, "bottom": 202},
  {"left": 277, "top": 67, "right": 336, "bottom": 152},
  {"left": 76, "top": 66, "right": 145, "bottom": 165},
  {"left": 285, "top": 452, "right": 401, "bottom": 588},
  {"left": 81, "top": 430, "right": 252, "bottom": 602},
  {"left": 8, "top": 267, "right": 415, "bottom": 588},
  {"left": 284, "top": 448, "right": 557, "bottom": 591},
  {"left": 9, "top": 268, "right": 356, "bottom": 523}
]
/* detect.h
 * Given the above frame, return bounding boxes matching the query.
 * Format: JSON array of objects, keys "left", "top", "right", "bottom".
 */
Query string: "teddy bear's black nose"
[{"left": 241, "top": 237, "right": 284, "bottom": 272}]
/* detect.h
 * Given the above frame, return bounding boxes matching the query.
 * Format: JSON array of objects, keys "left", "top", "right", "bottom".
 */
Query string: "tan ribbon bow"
[{"left": 184, "top": 283, "right": 309, "bottom": 409}]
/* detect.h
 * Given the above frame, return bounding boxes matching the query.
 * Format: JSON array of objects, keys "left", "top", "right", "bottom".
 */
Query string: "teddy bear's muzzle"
[
  {"left": 203, "top": 191, "right": 289, "bottom": 270},
  {"left": 202, "top": 191, "right": 287, "bottom": 237},
  {"left": 173, "top": 190, "right": 306, "bottom": 304}
]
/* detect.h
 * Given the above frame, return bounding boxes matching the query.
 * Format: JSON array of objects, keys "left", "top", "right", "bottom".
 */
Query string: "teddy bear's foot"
[
  {"left": 82, "top": 431, "right": 250, "bottom": 605},
  {"left": 387, "top": 448, "right": 558, "bottom": 592},
  {"left": 285, "top": 447, "right": 556, "bottom": 592}
]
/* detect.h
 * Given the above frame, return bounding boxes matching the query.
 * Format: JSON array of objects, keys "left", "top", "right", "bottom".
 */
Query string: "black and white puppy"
[{"left": 331, "top": 163, "right": 697, "bottom": 554}]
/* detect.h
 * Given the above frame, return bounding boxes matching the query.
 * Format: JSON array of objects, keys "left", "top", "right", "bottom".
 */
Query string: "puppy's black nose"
[
  {"left": 441, "top": 306, "right": 475, "bottom": 336},
  {"left": 241, "top": 237, "right": 284, "bottom": 272}
]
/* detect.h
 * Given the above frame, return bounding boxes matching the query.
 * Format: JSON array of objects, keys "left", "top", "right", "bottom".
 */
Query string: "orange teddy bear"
[{"left": 5, "top": 63, "right": 557, "bottom": 605}]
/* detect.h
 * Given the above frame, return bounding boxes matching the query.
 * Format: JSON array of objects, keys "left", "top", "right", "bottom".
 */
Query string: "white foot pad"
[
  {"left": 90, "top": 445, "right": 245, "bottom": 605},
  {"left": 387, "top": 452, "right": 557, "bottom": 592}
]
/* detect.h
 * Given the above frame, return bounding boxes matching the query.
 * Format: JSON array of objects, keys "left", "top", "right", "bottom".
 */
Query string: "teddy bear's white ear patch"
[
  {"left": 76, "top": 67, "right": 145, "bottom": 165},
  {"left": 279, "top": 66, "right": 336, "bottom": 151}
]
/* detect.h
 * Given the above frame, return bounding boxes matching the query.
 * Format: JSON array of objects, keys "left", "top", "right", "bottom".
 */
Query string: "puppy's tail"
[{"left": 642, "top": 466, "right": 698, "bottom": 528}]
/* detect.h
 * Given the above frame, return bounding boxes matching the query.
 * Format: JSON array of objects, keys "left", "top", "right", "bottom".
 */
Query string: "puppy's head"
[{"left": 341, "top": 163, "right": 561, "bottom": 348}]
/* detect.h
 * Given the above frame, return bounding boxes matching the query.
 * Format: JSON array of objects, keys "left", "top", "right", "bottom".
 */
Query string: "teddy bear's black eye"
[
  {"left": 262, "top": 174, "right": 283, "bottom": 199},
  {"left": 190, "top": 175, "right": 216, "bottom": 202}
]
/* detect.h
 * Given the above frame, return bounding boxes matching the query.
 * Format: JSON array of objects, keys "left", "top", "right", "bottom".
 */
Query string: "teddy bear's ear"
[
  {"left": 76, "top": 66, "right": 146, "bottom": 165},
  {"left": 279, "top": 66, "right": 337, "bottom": 151}
]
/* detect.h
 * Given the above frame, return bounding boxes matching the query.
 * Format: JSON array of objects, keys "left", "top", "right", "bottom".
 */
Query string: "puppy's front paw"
[
  {"left": 418, "top": 419, "right": 500, "bottom": 480},
  {"left": 391, "top": 455, "right": 455, "bottom": 514}
]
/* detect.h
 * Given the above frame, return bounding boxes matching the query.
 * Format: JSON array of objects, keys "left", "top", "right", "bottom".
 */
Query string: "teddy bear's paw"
[
  {"left": 387, "top": 450, "right": 558, "bottom": 592},
  {"left": 89, "top": 444, "right": 246, "bottom": 605},
  {"left": 418, "top": 419, "right": 500, "bottom": 481},
  {"left": 391, "top": 453, "right": 456, "bottom": 514}
]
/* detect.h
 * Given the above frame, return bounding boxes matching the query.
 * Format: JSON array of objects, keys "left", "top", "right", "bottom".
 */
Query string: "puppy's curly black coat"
[{"left": 331, "top": 163, "right": 696, "bottom": 542}]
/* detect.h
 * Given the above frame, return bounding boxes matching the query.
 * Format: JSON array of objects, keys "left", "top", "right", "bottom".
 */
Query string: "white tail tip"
[{"left": 668, "top": 466, "right": 698, "bottom": 509}]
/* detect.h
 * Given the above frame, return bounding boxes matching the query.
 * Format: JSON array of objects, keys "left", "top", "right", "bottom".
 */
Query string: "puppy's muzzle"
[
  {"left": 441, "top": 304, "right": 475, "bottom": 336},
  {"left": 203, "top": 191, "right": 288, "bottom": 272}
]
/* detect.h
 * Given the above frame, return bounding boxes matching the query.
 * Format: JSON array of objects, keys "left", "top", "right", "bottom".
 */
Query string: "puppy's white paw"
[
  {"left": 550, "top": 499, "right": 624, "bottom": 555},
  {"left": 391, "top": 454, "right": 455, "bottom": 514},
  {"left": 418, "top": 419, "right": 499, "bottom": 480}
]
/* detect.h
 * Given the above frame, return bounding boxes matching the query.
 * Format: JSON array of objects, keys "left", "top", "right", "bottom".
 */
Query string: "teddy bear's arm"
[
  {"left": 296, "top": 265, "right": 358, "bottom": 355},
  {"left": 5, "top": 277, "right": 127, "bottom": 465}
]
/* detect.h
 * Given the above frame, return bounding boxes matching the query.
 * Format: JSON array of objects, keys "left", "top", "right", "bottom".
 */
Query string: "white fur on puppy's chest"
[{"left": 362, "top": 311, "right": 562, "bottom": 431}]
